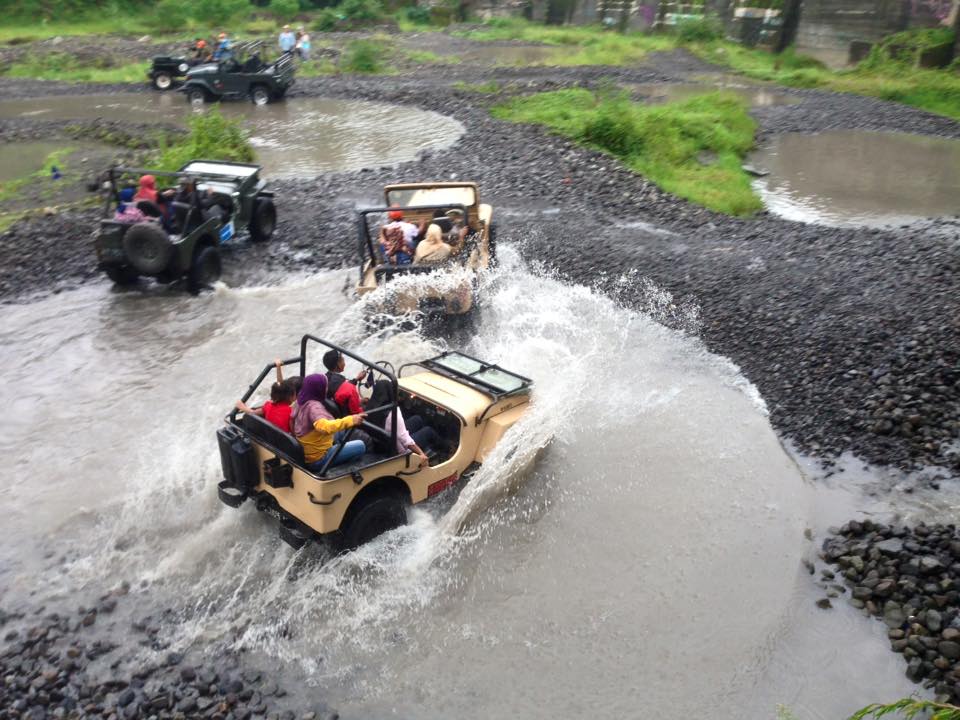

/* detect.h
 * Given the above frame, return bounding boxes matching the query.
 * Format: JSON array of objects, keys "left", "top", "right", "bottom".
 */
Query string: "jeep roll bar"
[
  {"left": 100, "top": 164, "right": 261, "bottom": 217},
  {"left": 356, "top": 203, "right": 471, "bottom": 280},
  {"left": 229, "top": 335, "right": 400, "bottom": 476}
]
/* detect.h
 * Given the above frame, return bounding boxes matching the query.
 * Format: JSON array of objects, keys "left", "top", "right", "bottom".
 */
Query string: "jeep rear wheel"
[
  {"left": 123, "top": 222, "right": 173, "bottom": 275},
  {"left": 249, "top": 198, "right": 276, "bottom": 242},
  {"left": 250, "top": 85, "right": 270, "bottom": 106},
  {"left": 187, "top": 245, "right": 222, "bottom": 294},
  {"left": 104, "top": 265, "right": 140, "bottom": 286},
  {"left": 186, "top": 87, "right": 206, "bottom": 105},
  {"left": 153, "top": 72, "right": 173, "bottom": 90},
  {"left": 339, "top": 493, "right": 408, "bottom": 550}
]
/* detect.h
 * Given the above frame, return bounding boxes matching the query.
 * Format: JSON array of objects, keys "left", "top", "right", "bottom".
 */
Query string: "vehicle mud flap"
[
  {"left": 217, "top": 426, "right": 259, "bottom": 490},
  {"left": 279, "top": 516, "right": 311, "bottom": 549},
  {"left": 217, "top": 480, "right": 247, "bottom": 508}
]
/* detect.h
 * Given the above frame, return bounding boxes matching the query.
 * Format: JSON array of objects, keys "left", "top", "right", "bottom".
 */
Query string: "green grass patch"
[
  {"left": 0, "top": 147, "right": 74, "bottom": 203},
  {"left": 402, "top": 48, "right": 460, "bottom": 65},
  {"left": 2, "top": 53, "right": 149, "bottom": 83},
  {"left": 296, "top": 56, "right": 340, "bottom": 77},
  {"left": 153, "top": 108, "right": 254, "bottom": 171},
  {"left": 695, "top": 39, "right": 960, "bottom": 120},
  {"left": 340, "top": 38, "right": 395, "bottom": 74},
  {"left": 457, "top": 17, "right": 674, "bottom": 66},
  {"left": 492, "top": 88, "right": 762, "bottom": 216}
]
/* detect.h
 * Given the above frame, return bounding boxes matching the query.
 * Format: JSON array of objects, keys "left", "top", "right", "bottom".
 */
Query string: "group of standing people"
[
  {"left": 236, "top": 350, "right": 439, "bottom": 473},
  {"left": 278, "top": 25, "right": 311, "bottom": 61}
]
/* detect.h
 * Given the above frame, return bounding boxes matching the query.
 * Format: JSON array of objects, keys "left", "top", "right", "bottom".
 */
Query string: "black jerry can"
[{"left": 217, "top": 425, "right": 259, "bottom": 489}]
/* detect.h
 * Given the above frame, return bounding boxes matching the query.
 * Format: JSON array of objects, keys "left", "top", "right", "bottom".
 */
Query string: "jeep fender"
[{"left": 338, "top": 476, "right": 412, "bottom": 535}]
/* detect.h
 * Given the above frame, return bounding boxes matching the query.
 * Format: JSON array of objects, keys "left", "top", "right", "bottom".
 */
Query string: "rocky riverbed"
[
  {"left": 1, "top": 35, "right": 960, "bottom": 714},
  {"left": 822, "top": 520, "right": 960, "bottom": 703}
]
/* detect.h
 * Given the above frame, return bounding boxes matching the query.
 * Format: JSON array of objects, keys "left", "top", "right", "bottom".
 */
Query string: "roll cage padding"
[{"left": 242, "top": 413, "right": 305, "bottom": 466}]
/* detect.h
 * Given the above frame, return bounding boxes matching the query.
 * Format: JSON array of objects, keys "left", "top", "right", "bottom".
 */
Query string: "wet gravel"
[
  {"left": 0, "top": 586, "right": 335, "bottom": 720},
  {"left": 821, "top": 520, "right": 960, "bottom": 703}
]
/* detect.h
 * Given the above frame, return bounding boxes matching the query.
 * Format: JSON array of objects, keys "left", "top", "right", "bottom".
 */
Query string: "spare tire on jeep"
[
  {"left": 249, "top": 197, "right": 276, "bottom": 242},
  {"left": 123, "top": 222, "right": 173, "bottom": 275}
]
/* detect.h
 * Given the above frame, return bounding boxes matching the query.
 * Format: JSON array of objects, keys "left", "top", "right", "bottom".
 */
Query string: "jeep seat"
[
  {"left": 241, "top": 413, "right": 305, "bottom": 466},
  {"left": 170, "top": 201, "right": 197, "bottom": 234}
]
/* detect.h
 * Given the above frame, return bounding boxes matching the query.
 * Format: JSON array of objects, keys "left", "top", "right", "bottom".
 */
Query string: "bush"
[
  {"left": 402, "top": 4, "right": 431, "bottom": 25},
  {"left": 269, "top": 0, "right": 300, "bottom": 19},
  {"left": 312, "top": 7, "right": 339, "bottom": 29},
  {"left": 674, "top": 15, "right": 723, "bottom": 43},
  {"left": 191, "top": 0, "right": 249, "bottom": 25},
  {"left": 155, "top": 108, "right": 254, "bottom": 171},
  {"left": 151, "top": 0, "right": 191, "bottom": 31},
  {"left": 341, "top": 39, "right": 386, "bottom": 72},
  {"left": 339, "top": 0, "right": 384, "bottom": 24}
]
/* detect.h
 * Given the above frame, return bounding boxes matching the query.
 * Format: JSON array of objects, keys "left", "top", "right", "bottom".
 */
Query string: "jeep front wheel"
[
  {"left": 123, "top": 222, "right": 173, "bottom": 275},
  {"left": 186, "top": 87, "right": 207, "bottom": 105},
  {"left": 250, "top": 85, "right": 270, "bottom": 106},
  {"left": 153, "top": 72, "right": 173, "bottom": 90},
  {"left": 249, "top": 198, "right": 276, "bottom": 242},
  {"left": 339, "top": 493, "right": 408, "bottom": 550},
  {"left": 187, "top": 245, "right": 222, "bottom": 294}
]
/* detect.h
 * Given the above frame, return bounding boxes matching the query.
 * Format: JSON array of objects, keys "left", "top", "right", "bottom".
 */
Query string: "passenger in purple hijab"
[{"left": 292, "top": 373, "right": 366, "bottom": 471}]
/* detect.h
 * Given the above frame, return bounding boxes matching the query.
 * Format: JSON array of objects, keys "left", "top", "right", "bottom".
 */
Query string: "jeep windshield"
[
  {"left": 415, "top": 351, "right": 532, "bottom": 396},
  {"left": 385, "top": 186, "right": 476, "bottom": 209}
]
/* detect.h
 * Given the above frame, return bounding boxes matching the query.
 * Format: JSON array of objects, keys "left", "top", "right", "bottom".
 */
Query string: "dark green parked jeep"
[
  {"left": 94, "top": 161, "right": 277, "bottom": 293},
  {"left": 180, "top": 41, "right": 295, "bottom": 105}
]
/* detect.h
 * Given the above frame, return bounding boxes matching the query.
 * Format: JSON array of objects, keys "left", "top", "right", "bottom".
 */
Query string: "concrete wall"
[{"left": 795, "top": 0, "right": 954, "bottom": 67}]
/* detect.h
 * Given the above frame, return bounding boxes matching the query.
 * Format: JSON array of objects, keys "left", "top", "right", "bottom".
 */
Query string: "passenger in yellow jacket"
[{"left": 291, "top": 374, "right": 366, "bottom": 471}]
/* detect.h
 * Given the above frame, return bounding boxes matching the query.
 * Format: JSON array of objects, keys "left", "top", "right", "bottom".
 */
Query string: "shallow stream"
[
  {"left": 0, "top": 94, "right": 464, "bottom": 177},
  {"left": 0, "top": 248, "right": 947, "bottom": 718}
]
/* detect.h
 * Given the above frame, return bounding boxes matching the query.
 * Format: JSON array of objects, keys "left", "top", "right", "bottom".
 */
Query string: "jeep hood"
[{"left": 187, "top": 64, "right": 218, "bottom": 76}]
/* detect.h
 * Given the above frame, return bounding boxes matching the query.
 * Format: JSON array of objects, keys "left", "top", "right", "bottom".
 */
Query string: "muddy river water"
[
  {"left": 2, "top": 246, "right": 952, "bottom": 718},
  {"left": 0, "top": 93, "right": 464, "bottom": 177}
]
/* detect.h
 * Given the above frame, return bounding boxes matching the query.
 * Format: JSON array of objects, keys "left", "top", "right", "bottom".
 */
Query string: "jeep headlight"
[{"left": 178, "top": 63, "right": 189, "bottom": 73}]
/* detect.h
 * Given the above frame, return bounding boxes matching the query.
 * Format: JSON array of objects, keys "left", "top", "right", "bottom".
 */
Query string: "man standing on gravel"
[{"left": 279, "top": 25, "right": 296, "bottom": 56}]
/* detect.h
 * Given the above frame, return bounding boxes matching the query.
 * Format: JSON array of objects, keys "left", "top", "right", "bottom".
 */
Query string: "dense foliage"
[{"left": 154, "top": 108, "right": 254, "bottom": 171}]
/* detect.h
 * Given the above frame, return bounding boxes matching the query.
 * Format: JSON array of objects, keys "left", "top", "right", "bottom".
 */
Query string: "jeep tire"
[
  {"left": 249, "top": 198, "right": 276, "bottom": 242},
  {"left": 104, "top": 265, "right": 140, "bottom": 286},
  {"left": 339, "top": 493, "right": 407, "bottom": 550},
  {"left": 487, "top": 222, "right": 498, "bottom": 263},
  {"left": 186, "top": 87, "right": 207, "bottom": 104},
  {"left": 153, "top": 72, "right": 173, "bottom": 90},
  {"left": 187, "top": 245, "right": 222, "bottom": 294},
  {"left": 123, "top": 222, "right": 173, "bottom": 275},
  {"left": 250, "top": 85, "right": 270, "bottom": 106}
]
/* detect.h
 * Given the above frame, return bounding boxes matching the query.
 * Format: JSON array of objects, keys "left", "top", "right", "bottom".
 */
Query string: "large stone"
[
  {"left": 875, "top": 538, "right": 904, "bottom": 556},
  {"left": 927, "top": 610, "right": 943, "bottom": 633},
  {"left": 938, "top": 641, "right": 960, "bottom": 660},
  {"left": 884, "top": 604, "right": 906, "bottom": 629},
  {"left": 919, "top": 556, "right": 944, "bottom": 574}
]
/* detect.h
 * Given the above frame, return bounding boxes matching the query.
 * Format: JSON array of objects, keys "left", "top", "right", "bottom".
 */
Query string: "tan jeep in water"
[
  {"left": 355, "top": 182, "right": 496, "bottom": 317},
  {"left": 217, "top": 335, "right": 531, "bottom": 549}
]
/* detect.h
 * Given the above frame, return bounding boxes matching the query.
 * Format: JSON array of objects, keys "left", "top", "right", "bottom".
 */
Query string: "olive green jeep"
[{"left": 93, "top": 161, "right": 277, "bottom": 293}]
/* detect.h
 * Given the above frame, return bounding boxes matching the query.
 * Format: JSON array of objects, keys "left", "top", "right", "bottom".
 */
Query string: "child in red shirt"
[{"left": 236, "top": 359, "right": 298, "bottom": 433}]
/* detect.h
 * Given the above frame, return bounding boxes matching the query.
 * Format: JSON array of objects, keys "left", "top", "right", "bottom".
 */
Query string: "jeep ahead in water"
[
  {"left": 217, "top": 336, "right": 532, "bottom": 550},
  {"left": 93, "top": 161, "right": 277, "bottom": 292},
  {"left": 356, "top": 182, "right": 496, "bottom": 317},
  {"left": 179, "top": 41, "right": 295, "bottom": 105}
]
